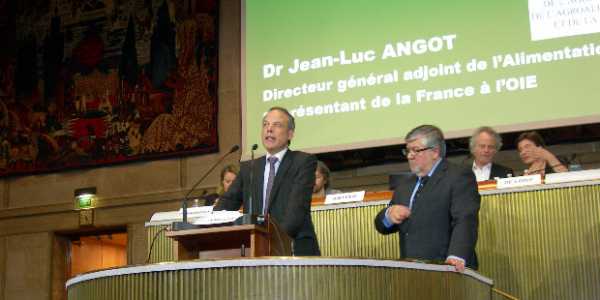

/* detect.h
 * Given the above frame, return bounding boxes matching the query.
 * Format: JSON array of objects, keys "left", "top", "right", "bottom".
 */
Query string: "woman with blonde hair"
[
  {"left": 204, "top": 164, "right": 239, "bottom": 206},
  {"left": 312, "top": 160, "right": 341, "bottom": 198}
]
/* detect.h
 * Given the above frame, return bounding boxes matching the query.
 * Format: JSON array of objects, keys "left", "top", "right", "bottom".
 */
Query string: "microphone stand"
[
  {"left": 235, "top": 144, "right": 261, "bottom": 225},
  {"left": 171, "top": 145, "right": 239, "bottom": 231}
]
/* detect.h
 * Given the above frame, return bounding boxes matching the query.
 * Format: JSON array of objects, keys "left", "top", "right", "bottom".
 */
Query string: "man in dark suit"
[
  {"left": 469, "top": 126, "right": 513, "bottom": 181},
  {"left": 375, "top": 125, "right": 480, "bottom": 271},
  {"left": 215, "top": 107, "right": 320, "bottom": 256}
]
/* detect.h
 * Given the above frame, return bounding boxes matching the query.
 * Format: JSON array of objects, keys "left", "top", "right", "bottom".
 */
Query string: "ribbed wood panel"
[
  {"left": 68, "top": 264, "right": 490, "bottom": 300},
  {"left": 312, "top": 203, "right": 399, "bottom": 259},
  {"left": 478, "top": 185, "right": 600, "bottom": 300},
  {"left": 146, "top": 225, "right": 173, "bottom": 263}
]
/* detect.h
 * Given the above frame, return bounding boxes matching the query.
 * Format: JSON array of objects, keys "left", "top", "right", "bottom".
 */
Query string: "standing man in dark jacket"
[
  {"left": 216, "top": 107, "right": 320, "bottom": 256},
  {"left": 375, "top": 125, "right": 480, "bottom": 271}
]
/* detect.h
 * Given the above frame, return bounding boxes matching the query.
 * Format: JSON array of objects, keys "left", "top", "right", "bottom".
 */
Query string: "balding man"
[{"left": 216, "top": 106, "right": 320, "bottom": 256}]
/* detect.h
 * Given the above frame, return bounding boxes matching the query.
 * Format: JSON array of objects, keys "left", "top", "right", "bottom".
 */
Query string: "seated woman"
[
  {"left": 312, "top": 160, "right": 341, "bottom": 198},
  {"left": 204, "top": 164, "right": 239, "bottom": 206},
  {"left": 516, "top": 131, "right": 568, "bottom": 176}
]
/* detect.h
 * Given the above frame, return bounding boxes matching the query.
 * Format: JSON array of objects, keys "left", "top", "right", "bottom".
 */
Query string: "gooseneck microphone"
[
  {"left": 234, "top": 144, "right": 260, "bottom": 225},
  {"left": 248, "top": 144, "right": 258, "bottom": 216},
  {"left": 171, "top": 145, "right": 240, "bottom": 231}
]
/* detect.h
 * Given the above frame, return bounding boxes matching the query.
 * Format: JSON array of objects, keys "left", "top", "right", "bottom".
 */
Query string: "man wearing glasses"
[{"left": 374, "top": 125, "right": 480, "bottom": 272}]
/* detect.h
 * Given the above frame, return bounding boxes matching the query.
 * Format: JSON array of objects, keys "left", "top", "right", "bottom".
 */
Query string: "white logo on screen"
[{"left": 529, "top": 0, "right": 600, "bottom": 41}]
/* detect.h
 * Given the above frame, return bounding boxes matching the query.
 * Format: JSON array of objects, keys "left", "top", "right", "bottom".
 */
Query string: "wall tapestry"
[{"left": 0, "top": 0, "right": 219, "bottom": 177}]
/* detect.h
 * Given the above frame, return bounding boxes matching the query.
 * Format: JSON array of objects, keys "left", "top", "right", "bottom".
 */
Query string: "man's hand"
[
  {"left": 387, "top": 205, "right": 411, "bottom": 224},
  {"left": 446, "top": 257, "right": 465, "bottom": 272}
]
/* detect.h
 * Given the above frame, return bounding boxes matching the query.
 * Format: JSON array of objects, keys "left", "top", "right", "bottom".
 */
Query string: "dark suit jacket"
[
  {"left": 215, "top": 150, "right": 320, "bottom": 256},
  {"left": 375, "top": 159, "right": 480, "bottom": 269},
  {"left": 489, "top": 163, "right": 513, "bottom": 180}
]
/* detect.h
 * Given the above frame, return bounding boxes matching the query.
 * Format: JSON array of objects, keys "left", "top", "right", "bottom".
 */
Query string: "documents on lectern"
[{"left": 146, "top": 206, "right": 242, "bottom": 227}]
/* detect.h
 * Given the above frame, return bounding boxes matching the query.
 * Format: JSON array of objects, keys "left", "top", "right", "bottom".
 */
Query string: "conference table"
[{"left": 307, "top": 176, "right": 600, "bottom": 300}]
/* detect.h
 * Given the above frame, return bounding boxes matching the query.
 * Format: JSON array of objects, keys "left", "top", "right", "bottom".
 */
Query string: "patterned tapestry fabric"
[{"left": 0, "top": 0, "right": 219, "bottom": 176}]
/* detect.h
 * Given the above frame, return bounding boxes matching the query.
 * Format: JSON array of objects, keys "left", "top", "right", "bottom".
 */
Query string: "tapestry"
[{"left": 0, "top": 0, "right": 219, "bottom": 177}]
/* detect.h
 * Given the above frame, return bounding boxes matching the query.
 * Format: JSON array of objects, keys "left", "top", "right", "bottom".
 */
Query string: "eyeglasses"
[{"left": 402, "top": 147, "right": 433, "bottom": 156}]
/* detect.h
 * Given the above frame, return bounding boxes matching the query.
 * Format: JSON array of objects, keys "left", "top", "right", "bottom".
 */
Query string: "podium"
[{"left": 165, "top": 221, "right": 291, "bottom": 260}]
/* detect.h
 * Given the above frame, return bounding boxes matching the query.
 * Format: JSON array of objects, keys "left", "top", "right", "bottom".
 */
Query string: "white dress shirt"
[{"left": 472, "top": 161, "right": 492, "bottom": 182}]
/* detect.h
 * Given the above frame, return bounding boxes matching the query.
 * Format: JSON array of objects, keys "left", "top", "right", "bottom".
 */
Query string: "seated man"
[
  {"left": 469, "top": 126, "right": 513, "bottom": 181},
  {"left": 375, "top": 125, "right": 480, "bottom": 271}
]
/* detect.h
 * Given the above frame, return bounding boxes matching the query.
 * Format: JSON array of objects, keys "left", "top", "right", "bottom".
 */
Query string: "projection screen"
[{"left": 241, "top": 0, "right": 600, "bottom": 157}]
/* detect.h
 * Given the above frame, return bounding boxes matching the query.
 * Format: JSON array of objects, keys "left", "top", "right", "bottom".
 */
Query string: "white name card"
[
  {"left": 496, "top": 174, "right": 542, "bottom": 189},
  {"left": 324, "top": 191, "right": 365, "bottom": 205}
]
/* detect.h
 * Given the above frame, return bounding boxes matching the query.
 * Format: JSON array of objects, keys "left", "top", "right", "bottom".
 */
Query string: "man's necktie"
[
  {"left": 409, "top": 176, "right": 429, "bottom": 209},
  {"left": 263, "top": 156, "right": 279, "bottom": 215}
]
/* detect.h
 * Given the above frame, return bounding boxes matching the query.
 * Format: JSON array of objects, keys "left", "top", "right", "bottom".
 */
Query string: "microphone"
[
  {"left": 171, "top": 144, "right": 240, "bottom": 231},
  {"left": 234, "top": 143, "right": 261, "bottom": 225},
  {"left": 248, "top": 144, "right": 258, "bottom": 216}
]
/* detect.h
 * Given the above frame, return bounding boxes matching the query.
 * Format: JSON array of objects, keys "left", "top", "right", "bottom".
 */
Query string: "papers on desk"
[
  {"left": 545, "top": 169, "right": 600, "bottom": 184},
  {"left": 190, "top": 210, "right": 242, "bottom": 225},
  {"left": 147, "top": 206, "right": 242, "bottom": 226},
  {"left": 148, "top": 210, "right": 182, "bottom": 225},
  {"left": 179, "top": 206, "right": 213, "bottom": 214}
]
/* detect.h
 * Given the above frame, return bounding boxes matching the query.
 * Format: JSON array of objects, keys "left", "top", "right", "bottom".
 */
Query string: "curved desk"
[
  {"left": 66, "top": 258, "right": 492, "bottom": 300},
  {"left": 146, "top": 180, "right": 600, "bottom": 300}
]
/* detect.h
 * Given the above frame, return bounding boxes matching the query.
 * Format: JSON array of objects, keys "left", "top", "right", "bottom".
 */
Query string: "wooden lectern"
[{"left": 165, "top": 220, "right": 292, "bottom": 260}]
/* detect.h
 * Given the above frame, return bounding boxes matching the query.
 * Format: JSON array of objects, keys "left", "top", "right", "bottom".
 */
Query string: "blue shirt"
[{"left": 383, "top": 158, "right": 442, "bottom": 228}]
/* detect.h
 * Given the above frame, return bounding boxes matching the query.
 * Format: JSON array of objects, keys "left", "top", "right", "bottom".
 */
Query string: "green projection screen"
[{"left": 241, "top": 0, "right": 600, "bottom": 157}]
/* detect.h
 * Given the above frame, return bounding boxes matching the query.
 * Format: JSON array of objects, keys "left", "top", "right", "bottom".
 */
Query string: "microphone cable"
[{"left": 145, "top": 225, "right": 169, "bottom": 264}]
